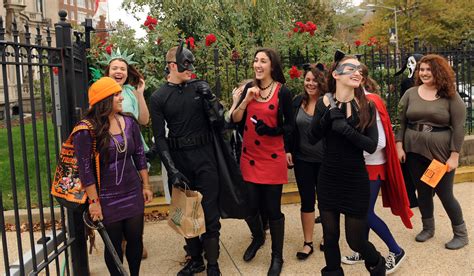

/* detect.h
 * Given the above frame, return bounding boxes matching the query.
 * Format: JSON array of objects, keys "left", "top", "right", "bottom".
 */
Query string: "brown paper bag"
[{"left": 168, "top": 186, "right": 206, "bottom": 238}]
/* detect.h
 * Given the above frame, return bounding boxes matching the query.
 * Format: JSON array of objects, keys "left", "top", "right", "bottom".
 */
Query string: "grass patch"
[{"left": 0, "top": 116, "right": 58, "bottom": 210}]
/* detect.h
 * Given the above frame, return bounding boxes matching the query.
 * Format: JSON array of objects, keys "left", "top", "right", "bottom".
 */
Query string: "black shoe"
[
  {"left": 177, "top": 257, "right": 205, "bottom": 276},
  {"left": 207, "top": 264, "right": 221, "bottom": 276},
  {"left": 365, "top": 255, "right": 386, "bottom": 276},
  {"left": 315, "top": 216, "right": 322, "bottom": 224},
  {"left": 296, "top": 241, "right": 314, "bottom": 260},
  {"left": 319, "top": 241, "right": 325, "bottom": 252},
  {"left": 243, "top": 214, "right": 266, "bottom": 262},
  {"left": 267, "top": 216, "right": 285, "bottom": 276}
]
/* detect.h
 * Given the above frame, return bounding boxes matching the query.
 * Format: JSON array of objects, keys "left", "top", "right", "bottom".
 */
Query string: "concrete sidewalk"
[{"left": 86, "top": 182, "right": 473, "bottom": 275}]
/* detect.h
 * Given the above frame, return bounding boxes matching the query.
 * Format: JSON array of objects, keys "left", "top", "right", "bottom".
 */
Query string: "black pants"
[
  {"left": 246, "top": 182, "right": 283, "bottom": 221},
  {"left": 406, "top": 152, "right": 464, "bottom": 225},
  {"left": 294, "top": 159, "right": 321, "bottom": 213},
  {"left": 170, "top": 144, "right": 221, "bottom": 256},
  {"left": 320, "top": 211, "right": 380, "bottom": 270},
  {"left": 401, "top": 162, "right": 418, "bottom": 207},
  {"left": 104, "top": 214, "right": 144, "bottom": 276}
]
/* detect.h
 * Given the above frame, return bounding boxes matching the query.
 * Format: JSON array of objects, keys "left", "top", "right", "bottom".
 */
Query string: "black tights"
[
  {"left": 104, "top": 214, "right": 144, "bottom": 276},
  {"left": 320, "top": 210, "right": 380, "bottom": 271},
  {"left": 247, "top": 182, "right": 283, "bottom": 221}
]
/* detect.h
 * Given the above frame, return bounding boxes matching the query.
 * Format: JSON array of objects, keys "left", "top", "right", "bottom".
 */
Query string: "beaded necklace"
[
  {"left": 259, "top": 81, "right": 275, "bottom": 101},
  {"left": 110, "top": 115, "right": 127, "bottom": 185}
]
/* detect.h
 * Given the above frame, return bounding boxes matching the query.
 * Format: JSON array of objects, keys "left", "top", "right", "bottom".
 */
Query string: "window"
[
  {"left": 69, "top": 11, "right": 75, "bottom": 21},
  {"left": 64, "top": 0, "right": 68, "bottom": 4},
  {"left": 77, "top": 0, "right": 86, "bottom": 8},
  {"left": 77, "top": 12, "right": 87, "bottom": 24}
]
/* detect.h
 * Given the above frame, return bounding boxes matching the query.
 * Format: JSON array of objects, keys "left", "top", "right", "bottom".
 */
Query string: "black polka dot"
[
  {"left": 255, "top": 140, "right": 260, "bottom": 146},
  {"left": 271, "top": 153, "right": 278, "bottom": 159},
  {"left": 244, "top": 125, "right": 248, "bottom": 131},
  {"left": 269, "top": 104, "right": 275, "bottom": 110},
  {"left": 243, "top": 147, "right": 247, "bottom": 153},
  {"left": 250, "top": 160, "right": 255, "bottom": 166}
]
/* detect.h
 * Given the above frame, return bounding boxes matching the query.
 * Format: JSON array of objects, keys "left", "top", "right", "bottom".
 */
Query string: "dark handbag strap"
[{"left": 70, "top": 119, "right": 101, "bottom": 188}]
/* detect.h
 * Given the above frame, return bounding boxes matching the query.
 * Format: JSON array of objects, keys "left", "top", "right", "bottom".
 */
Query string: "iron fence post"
[{"left": 55, "top": 10, "right": 90, "bottom": 276}]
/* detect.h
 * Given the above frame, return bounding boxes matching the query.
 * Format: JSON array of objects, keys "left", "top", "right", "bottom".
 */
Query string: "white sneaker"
[
  {"left": 341, "top": 252, "right": 364, "bottom": 265},
  {"left": 385, "top": 248, "right": 406, "bottom": 274}
]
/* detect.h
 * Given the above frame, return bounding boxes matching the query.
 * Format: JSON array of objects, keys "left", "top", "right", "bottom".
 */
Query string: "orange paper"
[{"left": 420, "top": 159, "right": 448, "bottom": 188}]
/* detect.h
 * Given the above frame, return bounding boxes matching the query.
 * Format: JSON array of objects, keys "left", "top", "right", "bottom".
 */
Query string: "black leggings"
[
  {"left": 406, "top": 152, "right": 464, "bottom": 225},
  {"left": 320, "top": 210, "right": 380, "bottom": 270},
  {"left": 247, "top": 182, "right": 283, "bottom": 221},
  {"left": 104, "top": 214, "right": 144, "bottom": 276},
  {"left": 294, "top": 159, "right": 320, "bottom": 213}
]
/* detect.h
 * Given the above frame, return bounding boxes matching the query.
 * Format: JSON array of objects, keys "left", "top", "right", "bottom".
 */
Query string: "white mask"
[{"left": 407, "top": 56, "right": 417, "bottom": 78}]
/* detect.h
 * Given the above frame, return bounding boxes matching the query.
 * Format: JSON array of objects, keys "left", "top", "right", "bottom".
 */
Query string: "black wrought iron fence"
[
  {"left": 1, "top": 10, "right": 91, "bottom": 276},
  {"left": 188, "top": 41, "right": 473, "bottom": 134}
]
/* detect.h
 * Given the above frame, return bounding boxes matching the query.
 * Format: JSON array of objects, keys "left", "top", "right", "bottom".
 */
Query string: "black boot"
[
  {"left": 243, "top": 214, "right": 266, "bottom": 262},
  {"left": 178, "top": 238, "right": 205, "bottom": 276},
  {"left": 267, "top": 216, "right": 284, "bottom": 276},
  {"left": 203, "top": 238, "right": 221, "bottom": 276},
  {"left": 365, "top": 256, "right": 386, "bottom": 276},
  {"left": 321, "top": 266, "right": 344, "bottom": 276}
]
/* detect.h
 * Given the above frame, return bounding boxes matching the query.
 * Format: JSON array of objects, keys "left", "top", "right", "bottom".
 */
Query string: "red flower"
[
  {"left": 186, "top": 37, "right": 195, "bottom": 49},
  {"left": 52, "top": 67, "right": 59, "bottom": 76},
  {"left": 205, "top": 33, "right": 217, "bottom": 47},
  {"left": 99, "top": 39, "right": 107, "bottom": 46},
  {"left": 105, "top": 44, "right": 113, "bottom": 54},
  {"left": 144, "top": 15, "right": 158, "bottom": 31},
  {"left": 295, "top": 21, "right": 305, "bottom": 33},
  {"left": 289, "top": 66, "right": 302, "bottom": 79},
  {"left": 367, "top": 36, "right": 378, "bottom": 46},
  {"left": 305, "top": 21, "right": 317, "bottom": 36},
  {"left": 354, "top": 40, "right": 361, "bottom": 47},
  {"left": 156, "top": 38, "right": 162, "bottom": 45},
  {"left": 293, "top": 27, "right": 299, "bottom": 33},
  {"left": 191, "top": 73, "right": 197, "bottom": 79}
]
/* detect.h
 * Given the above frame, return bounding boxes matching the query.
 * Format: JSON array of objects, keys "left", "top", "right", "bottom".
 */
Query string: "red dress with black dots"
[{"left": 240, "top": 83, "right": 288, "bottom": 185}]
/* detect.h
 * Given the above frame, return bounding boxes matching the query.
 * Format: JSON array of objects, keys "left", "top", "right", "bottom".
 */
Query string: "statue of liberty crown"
[{"left": 100, "top": 48, "right": 137, "bottom": 66}]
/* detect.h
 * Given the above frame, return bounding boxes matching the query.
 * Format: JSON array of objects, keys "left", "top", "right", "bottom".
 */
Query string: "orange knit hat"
[{"left": 88, "top": 77, "right": 122, "bottom": 106}]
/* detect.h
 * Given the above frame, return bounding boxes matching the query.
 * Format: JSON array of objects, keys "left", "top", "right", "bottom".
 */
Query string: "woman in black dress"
[{"left": 310, "top": 52, "right": 385, "bottom": 275}]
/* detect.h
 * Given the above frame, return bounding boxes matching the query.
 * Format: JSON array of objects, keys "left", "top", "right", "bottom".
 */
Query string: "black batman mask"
[{"left": 176, "top": 42, "right": 195, "bottom": 73}]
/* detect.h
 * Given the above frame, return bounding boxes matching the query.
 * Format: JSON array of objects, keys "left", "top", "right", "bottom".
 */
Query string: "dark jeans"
[
  {"left": 406, "top": 152, "right": 464, "bottom": 225},
  {"left": 104, "top": 214, "right": 144, "bottom": 276},
  {"left": 294, "top": 159, "right": 320, "bottom": 213},
  {"left": 246, "top": 182, "right": 283, "bottom": 221}
]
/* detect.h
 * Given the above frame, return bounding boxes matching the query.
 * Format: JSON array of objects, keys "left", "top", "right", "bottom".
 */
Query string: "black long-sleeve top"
[{"left": 149, "top": 82, "right": 211, "bottom": 154}]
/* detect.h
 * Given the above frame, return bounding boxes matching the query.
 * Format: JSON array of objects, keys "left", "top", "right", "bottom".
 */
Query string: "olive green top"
[{"left": 395, "top": 86, "right": 466, "bottom": 163}]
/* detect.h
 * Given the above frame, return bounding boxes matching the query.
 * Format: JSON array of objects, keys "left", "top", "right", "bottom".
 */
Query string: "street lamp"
[{"left": 366, "top": 4, "right": 400, "bottom": 58}]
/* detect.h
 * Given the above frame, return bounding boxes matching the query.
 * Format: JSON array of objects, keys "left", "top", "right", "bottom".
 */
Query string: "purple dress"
[{"left": 74, "top": 116, "right": 147, "bottom": 225}]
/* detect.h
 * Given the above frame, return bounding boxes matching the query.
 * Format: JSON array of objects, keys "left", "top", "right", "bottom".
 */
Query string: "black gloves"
[
  {"left": 160, "top": 150, "right": 190, "bottom": 189},
  {"left": 195, "top": 81, "right": 216, "bottom": 101},
  {"left": 169, "top": 171, "right": 190, "bottom": 189},
  {"left": 255, "top": 119, "right": 283, "bottom": 136}
]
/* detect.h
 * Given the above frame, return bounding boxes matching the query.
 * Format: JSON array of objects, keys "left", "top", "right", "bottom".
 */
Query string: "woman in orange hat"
[{"left": 75, "top": 77, "right": 153, "bottom": 276}]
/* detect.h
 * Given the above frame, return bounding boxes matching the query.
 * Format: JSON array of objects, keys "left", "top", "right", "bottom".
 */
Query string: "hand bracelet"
[
  {"left": 88, "top": 198, "right": 100, "bottom": 204},
  {"left": 143, "top": 185, "right": 152, "bottom": 190}
]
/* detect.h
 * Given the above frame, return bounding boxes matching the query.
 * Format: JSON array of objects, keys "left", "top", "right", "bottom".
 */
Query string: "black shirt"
[{"left": 149, "top": 82, "right": 211, "bottom": 153}]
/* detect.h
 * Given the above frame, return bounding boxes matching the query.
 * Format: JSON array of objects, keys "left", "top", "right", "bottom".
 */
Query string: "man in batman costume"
[
  {"left": 394, "top": 53, "right": 423, "bottom": 208},
  {"left": 149, "top": 42, "right": 224, "bottom": 276}
]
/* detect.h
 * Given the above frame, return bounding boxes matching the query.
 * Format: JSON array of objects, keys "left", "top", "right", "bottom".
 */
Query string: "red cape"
[{"left": 366, "top": 93, "right": 413, "bottom": 229}]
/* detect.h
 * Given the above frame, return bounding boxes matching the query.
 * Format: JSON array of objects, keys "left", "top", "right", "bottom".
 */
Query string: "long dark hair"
[
  {"left": 360, "top": 64, "right": 380, "bottom": 95},
  {"left": 328, "top": 55, "right": 374, "bottom": 131},
  {"left": 302, "top": 64, "right": 327, "bottom": 108},
  {"left": 252, "top": 48, "right": 286, "bottom": 87},
  {"left": 105, "top": 58, "right": 144, "bottom": 87},
  {"left": 84, "top": 95, "right": 114, "bottom": 165}
]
